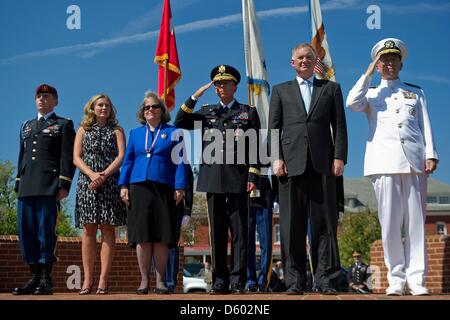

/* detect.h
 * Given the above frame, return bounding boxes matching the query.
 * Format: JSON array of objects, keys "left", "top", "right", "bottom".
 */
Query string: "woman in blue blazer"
[{"left": 118, "top": 91, "right": 186, "bottom": 294}]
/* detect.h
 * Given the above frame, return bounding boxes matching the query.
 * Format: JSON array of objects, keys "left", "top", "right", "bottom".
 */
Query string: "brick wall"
[
  {"left": 425, "top": 215, "right": 450, "bottom": 235},
  {"left": 370, "top": 235, "right": 450, "bottom": 294},
  {"left": 0, "top": 236, "right": 184, "bottom": 293}
]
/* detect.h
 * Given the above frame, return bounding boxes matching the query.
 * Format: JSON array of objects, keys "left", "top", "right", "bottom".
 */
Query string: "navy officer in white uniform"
[{"left": 346, "top": 38, "right": 438, "bottom": 296}]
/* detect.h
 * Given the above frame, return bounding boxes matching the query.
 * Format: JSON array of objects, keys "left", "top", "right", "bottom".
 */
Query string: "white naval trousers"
[{"left": 371, "top": 173, "right": 428, "bottom": 287}]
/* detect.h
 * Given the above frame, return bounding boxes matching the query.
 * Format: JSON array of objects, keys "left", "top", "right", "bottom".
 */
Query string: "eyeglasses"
[{"left": 144, "top": 104, "right": 161, "bottom": 111}]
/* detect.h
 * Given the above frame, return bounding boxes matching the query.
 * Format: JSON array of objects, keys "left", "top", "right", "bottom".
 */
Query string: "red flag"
[{"left": 154, "top": 0, "right": 181, "bottom": 111}]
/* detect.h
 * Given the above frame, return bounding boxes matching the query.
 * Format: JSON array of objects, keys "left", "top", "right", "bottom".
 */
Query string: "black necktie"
[
  {"left": 38, "top": 117, "right": 46, "bottom": 130},
  {"left": 223, "top": 106, "right": 229, "bottom": 113}
]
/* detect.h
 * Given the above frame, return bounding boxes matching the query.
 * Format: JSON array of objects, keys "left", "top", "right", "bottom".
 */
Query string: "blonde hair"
[
  {"left": 136, "top": 91, "right": 171, "bottom": 124},
  {"left": 80, "top": 94, "right": 119, "bottom": 130}
]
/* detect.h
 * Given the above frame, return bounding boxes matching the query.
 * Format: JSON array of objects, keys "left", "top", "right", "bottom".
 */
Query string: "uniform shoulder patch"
[
  {"left": 20, "top": 120, "right": 30, "bottom": 132},
  {"left": 404, "top": 82, "right": 421, "bottom": 89}
]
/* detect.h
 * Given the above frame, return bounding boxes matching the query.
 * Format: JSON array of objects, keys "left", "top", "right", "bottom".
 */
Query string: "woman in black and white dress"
[{"left": 74, "top": 94, "right": 126, "bottom": 294}]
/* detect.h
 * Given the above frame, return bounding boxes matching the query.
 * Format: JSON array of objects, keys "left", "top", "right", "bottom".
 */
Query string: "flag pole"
[
  {"left": 163, "top": 59, "right": 168, "bottom": 105},
  {"left": 163, "top": 0, "right": 169, "bottom": 107}
]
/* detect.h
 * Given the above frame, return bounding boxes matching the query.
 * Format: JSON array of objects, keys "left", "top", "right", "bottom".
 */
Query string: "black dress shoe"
[
  {"left": 320, "top": 287, "right": 337, "bottom": 295},
  {"left": 209, "top": 285, "right": 230, "bottom": 295},
  {"left": 136, "top": 287, "right": 149, "bottom": 295},
  {"left": 33, "top": 282, "right": 53, "bottom": 295},
  {"left": 12, "top": 264, "right": 40, "bottom": 295},
  {"left": 12, "top": 279, "right": 40, "bottom": 295},
  {"left": 231, "top": 284, "right": 245, "bottom": 294},
  {"left": 246, "top": 284, "right": 258, "bottom": 293},
  {"left": 286, "top": 287, "right": 303, "bottom": 295},
  {"left": 33, "top": 263, "right": 53, "bottom": 295},
  {"left": 33, "top": 278, "right": 54, "bottom": 295},
  {"left": 154, "top": 287, "right": 170, "bottom": 294},
  {"left": 258, "top": 284, "right": 268, "bottom": 293},
  {"left": 167, "top": 286, "right": 175, "bottom": 293}
]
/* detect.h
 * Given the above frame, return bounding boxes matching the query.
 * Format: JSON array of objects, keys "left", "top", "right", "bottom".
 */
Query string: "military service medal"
[
  {"left": 402, "top": 90, "right": 417, "bottom": 99},
  {"left": 145, "top": 123, "right": 162, "bottom": 159}
]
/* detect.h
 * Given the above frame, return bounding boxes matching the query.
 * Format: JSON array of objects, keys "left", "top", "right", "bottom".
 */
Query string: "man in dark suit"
[
  {"left": 268, "top": 43, "right": 348, "bottom": 295},
  {"left": 12, "top": 84, "right": 75, "bottom": 295},
  {"left": 174, "top": 65, "right": 261, "bottom": 294}
]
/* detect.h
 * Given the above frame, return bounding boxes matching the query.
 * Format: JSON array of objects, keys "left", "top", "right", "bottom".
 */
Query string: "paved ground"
[{"left": 1, "top": 292, "right": 450, "bottom": 300}]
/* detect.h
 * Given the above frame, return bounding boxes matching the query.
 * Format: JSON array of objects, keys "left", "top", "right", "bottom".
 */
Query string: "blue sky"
[{"left": 1, "top": 0, "right": 450, "bottom": 209}]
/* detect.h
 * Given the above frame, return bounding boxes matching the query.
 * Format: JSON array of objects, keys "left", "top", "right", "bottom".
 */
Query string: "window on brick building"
[
  {"left": 439, "top": 196, "right": 449, "bottom": 204},
  {"left": 436, "top": 222, "right": 447, "bottom": 235},
  {"left": 274, "top": 224, "right": 280, "bottom": 244},
  {"left": 427, "top": 196, "right": 437, "bottom": 204}
]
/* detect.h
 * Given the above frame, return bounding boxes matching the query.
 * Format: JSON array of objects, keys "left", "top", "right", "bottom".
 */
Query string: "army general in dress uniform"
[
  {"left": 12, "top": 84, "right": 75, "bottom": 295},
  {"left": 347, "top": 38, "right": 438, "bottom": 296},
  {"left": 174, "top": 65, "right": 261, "bottom": 294},
  {"left": 347, "top": 251, "right": 370, "bottom": 294}
]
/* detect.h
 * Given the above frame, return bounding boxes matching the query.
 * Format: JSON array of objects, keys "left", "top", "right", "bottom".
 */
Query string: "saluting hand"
[
  {"left": 365, "top": 53, "right": 381, "bottom": 78},
  {"left": 193, "top": 81, "right": 214, "bottom": 100},
  {"left": 247, "top": 182, "right": 256, "bottom": 192}
]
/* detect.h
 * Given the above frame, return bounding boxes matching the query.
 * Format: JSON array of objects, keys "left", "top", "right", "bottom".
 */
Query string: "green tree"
[
  {"left": 56, "top": 199, "right": 80, "bottom": 237},
  {"left": 337, "top": 209, "right": 382, "bottom": 267},
  {"left": 181, "top": 192, "right": 208, "bottom": 246},
  {"left": 0, "top": 160, "right": 79, "bottom": 237},
  {"left": 0, "top": 160, "right": 18, "bottom": 235}
]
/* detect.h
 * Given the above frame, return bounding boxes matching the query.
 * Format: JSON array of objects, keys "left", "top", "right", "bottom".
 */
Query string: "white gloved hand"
[
  {"left": 272, "top": 202, "right": 280, "bottom": 214},
  {"left": 181, "top": 215, "right": 190, "bottom": 226}
]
